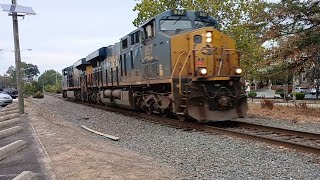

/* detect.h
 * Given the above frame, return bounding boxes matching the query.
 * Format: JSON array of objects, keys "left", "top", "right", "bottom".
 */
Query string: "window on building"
[{"left": 122, "top": 38, "right": 128, "bottom": 49}]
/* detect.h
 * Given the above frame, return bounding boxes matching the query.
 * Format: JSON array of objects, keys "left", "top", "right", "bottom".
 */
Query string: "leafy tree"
[
  {"left": 6, "top": 66, "right": 16, "bottom": 85},
  {"left": 24, "top": 81, "right": 43, "bottom": 97},
  {"left": 38, "top": 70, "right": 62, "bottom": 94},
  {"left": 0, "top": 75, "right": 14, "bottom": 88},
  {"left": 5, "top": 62, "right": 40, "bottom": 86},
  {"left": 132, "top": 0, "right": 269, "bottom": 78},
  {"left": 22, "top": 62, "right": 40, "bottom": 79},
  {"left": 38, "top": 70, "right": 62, "bottom": 86},
  {"left": 263, "top": 0, "right": 320, "bottom": 77}
]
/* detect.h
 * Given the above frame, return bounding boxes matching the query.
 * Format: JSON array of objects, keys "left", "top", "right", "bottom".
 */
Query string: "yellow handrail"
[
  {"left": 171, "top": 51, "right": 186, "bottom": 78},
  {"left": 178, "top": 49, "right": 197, "bottom": 95}
]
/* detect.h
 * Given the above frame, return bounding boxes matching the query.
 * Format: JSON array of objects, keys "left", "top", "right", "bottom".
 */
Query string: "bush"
[
  {"left": 24, "top": 83, "right": 36, "bottom": 97},
  {"left": 55, "top": 86, "right": 62, "bottom": 94},
  {"left": 279, "top": 92, "right": 284, "bottom": 98},
  {"left": 275, "top": 89, "right": 284, "bottom": 94},
  {"left": 24, "top": 81, "right": 43, "bottom": 97},
  {"left": 44, "top": 84, "right": 62, "bottom": 94},
  {"left": 32, "top": 81, "right": 43, "bottom": 93},
  {"left": 247, "top": 91, "right": 257, "bottom": 98},
  {"left": 260, "top": 98, "right": 274, "bottom": 110},
  {"left": 33, "top": 91, "right": 44, "bottom": 98},
  {"left": 290, "top": 92, "right": 305, "bottom": 100}
]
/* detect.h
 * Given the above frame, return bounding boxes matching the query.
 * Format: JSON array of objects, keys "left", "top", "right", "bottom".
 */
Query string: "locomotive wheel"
[
  {"left": 146, "top": 107, "right": 153, "bottom": 115},
  {"left": 160, "top": 108, "right": 170, "bottom": 118},
  {"left": 177, "top": 114, "right": 187, "bottom": 121}
]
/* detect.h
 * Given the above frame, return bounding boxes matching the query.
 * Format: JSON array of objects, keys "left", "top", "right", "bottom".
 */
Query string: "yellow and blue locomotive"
[{"left": 62, "top": 10, "right": 248, "bottom": 122}]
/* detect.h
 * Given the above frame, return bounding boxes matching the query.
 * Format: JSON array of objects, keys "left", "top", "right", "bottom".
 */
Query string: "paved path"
[{"left": 0, "top": 103, "right": 54, "bottom": 179}]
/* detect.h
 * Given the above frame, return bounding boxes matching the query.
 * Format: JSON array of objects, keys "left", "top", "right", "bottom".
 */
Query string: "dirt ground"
[
  {"left": 25, "top": 98, "right": 319, "bottom": 179},
  {"left": 25, "top": 100, "right": 176, "bottom": 180},
  {"left": 248, "top": 101, "right": 320, "bottom": 123}
]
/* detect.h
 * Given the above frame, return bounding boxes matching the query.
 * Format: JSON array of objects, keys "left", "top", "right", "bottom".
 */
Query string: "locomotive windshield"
[
  {"left": 160, "top": 19, "right": 192, "bottom": 31},
  {"left": 195, "top": 20, "right": 217, "bottom": 29}
]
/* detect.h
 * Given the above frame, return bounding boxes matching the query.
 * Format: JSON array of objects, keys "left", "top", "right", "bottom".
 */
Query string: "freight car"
[{"left": 62, "top": 10, "right": 248, "bottom": 123}]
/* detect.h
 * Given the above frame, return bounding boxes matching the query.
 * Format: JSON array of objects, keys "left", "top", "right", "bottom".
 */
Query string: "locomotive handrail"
[
  {"left": 179, "top": 49, "right": 197, "bottom": 95},
  {"left": 217, "top": 48, "right": 225, "bottom": 76},
  {"left": 171, "top": 51, "right": 186, "bottom": 78}
]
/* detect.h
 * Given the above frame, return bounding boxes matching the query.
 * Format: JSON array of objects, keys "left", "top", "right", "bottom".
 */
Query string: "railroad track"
[{"left": 48, "top": 94, "right": 320, "bottom": 155}]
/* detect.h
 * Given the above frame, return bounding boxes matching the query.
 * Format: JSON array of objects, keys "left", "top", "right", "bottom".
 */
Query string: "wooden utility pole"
[{"left": 11, "top": 0, "right": 24, "bottom": 114}]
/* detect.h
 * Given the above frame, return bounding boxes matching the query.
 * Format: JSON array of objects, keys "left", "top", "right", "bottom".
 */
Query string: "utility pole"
[{"left": 11, "top": 0, "right": 24, "bottom": 114}]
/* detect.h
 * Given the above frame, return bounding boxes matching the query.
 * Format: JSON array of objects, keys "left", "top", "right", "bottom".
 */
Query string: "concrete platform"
[{"left": 0, "top": 107, "right": 53, "bottom": 179}]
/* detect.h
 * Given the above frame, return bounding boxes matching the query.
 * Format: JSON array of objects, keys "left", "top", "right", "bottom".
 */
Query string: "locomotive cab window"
[
  {"left": 143, "top": 20, "right": 155, "bottom": 40},
  {"left": 160, "top": 19, "right": 192, "bottom": 31},
  {"left": 195, "top": 20, "right": 218, "bottom": 29}
]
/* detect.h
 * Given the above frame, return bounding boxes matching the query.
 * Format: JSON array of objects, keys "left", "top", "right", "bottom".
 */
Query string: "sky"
[{"left": 0, "top": 0, "right": 138, "bottom": 75}]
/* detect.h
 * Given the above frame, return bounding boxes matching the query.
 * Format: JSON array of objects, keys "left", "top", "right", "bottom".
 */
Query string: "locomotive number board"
[
  {"left": 196, "top": 11, "right": 208, "bottom": 18},
  {"left": 171, "top": 9, "right": 187, "bottom": 16}
]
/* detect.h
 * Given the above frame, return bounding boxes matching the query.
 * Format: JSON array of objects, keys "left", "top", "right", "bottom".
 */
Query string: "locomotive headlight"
[
  {"left": 206, "top": 37, "right": 212, "bottom": 43},
  {"left": 235, "top": 68, "right": 242, "bottom": 74},
  {"left": 199, "top": 68, "right": 207, "bottom": 75},
  {"left": 206, "top": 32, "right": 212, "bottom": 38}
]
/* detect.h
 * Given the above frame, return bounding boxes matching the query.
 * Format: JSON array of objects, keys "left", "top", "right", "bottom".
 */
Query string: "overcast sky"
[{"left": 0, "top": 0, "right": 137, "bottom": 75}]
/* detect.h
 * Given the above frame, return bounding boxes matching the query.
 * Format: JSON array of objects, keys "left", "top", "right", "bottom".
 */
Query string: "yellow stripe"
[{"left": 191, "top": 76, "right": 230, "bottom": 81}]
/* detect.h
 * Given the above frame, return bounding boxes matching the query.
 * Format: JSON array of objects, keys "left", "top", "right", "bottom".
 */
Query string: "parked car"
[
  {"left": 0, "top": 93, "right": 13, "bottom": 107},
  {"left": 310, "top": 88, "right": 320, "bottom": 95},
  {"left": 0, "top": 88, "right": 18, "bottom": 99},
  {"left": 294, "top": 87, "right": 311, "bottom": 94}
]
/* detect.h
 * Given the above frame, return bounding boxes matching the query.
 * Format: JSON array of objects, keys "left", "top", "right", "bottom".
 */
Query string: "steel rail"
[{"left": 50, "top": 94, "right": 320, "bottom": 155}]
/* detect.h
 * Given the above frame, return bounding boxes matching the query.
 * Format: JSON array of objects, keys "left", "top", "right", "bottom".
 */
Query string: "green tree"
[
  {"left": 38, "top": 70, "right": 62, "bottom": 86},
  {"left": 22, "top": 62, "right": 40, "bottom": 79},
  {"left": 263, "top": 0, "right": 320, "bottom": 76},
  {"left": 6, "top": 66, "right": 16, "bottom": 85},
  {"left": 132, "top": 0, "right": 269, "bottom": 78},
  {"left": 0, "top": 75, "right": 14, "bottom": 88},
  {"left": 5, "top": 62, "right": 40, "bottom": 85},
  {"left": 38, "top": 70, "right": 62, "bottom": 93}
]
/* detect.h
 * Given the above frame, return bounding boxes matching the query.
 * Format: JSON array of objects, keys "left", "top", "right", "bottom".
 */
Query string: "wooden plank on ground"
[{"left": 81, "top": 125, "right": 120, "bottom": 141}]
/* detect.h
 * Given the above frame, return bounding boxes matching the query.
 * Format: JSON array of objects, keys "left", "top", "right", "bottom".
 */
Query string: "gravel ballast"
[{"left": 30, "top": 96, "right": 320, "bottom": 179}]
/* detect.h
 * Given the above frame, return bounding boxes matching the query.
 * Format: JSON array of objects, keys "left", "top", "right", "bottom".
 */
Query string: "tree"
[
  {"left": 21, "top": 62, "right": 40, "bottom": 79},
  {"left": 38, "top": 70, "right": 62, "bottom": 86},
  {"left": 263, "top": 0, "right": 320, "bottom": 77},
  {"left": 132, "top": 0, "right": 269, "bottom": 78},
  {"left": 6, "top": 66, "right": 16, "bottom": 86},
  {"left": 0, "top": 75, "right": 14, "bottom": 88},
  {"left": 38, "top": 70, "right": 62, "bottom": 93},
  {"left": 5, "top": 62, "right": 40, "bottom": 85}
]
